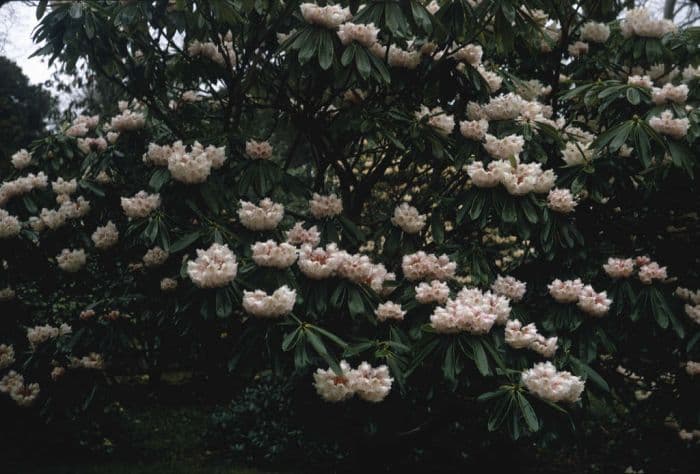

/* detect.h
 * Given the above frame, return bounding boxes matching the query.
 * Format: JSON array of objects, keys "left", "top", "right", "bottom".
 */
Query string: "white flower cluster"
[
  {"left": 637, "top": 261, "right": 667, "bottom": 284},
  {"left": 603, "top": 257, "right": 635, "bottom": 278},
  {"left": 251, "top": 240, "right": 298, "bottom": 268},
  {"left": 467, "top": 93, "right": 526, "bottom": 121},
  {"left": 686, "top": 361, "right": 700, "bottom": 376},
  {"left": 621, "top": 8, "right": 677, "bottom": 39},
  {"left": 491, "top": 275, "right": 526, "bottom": 302},
  {"left": 375, "top": 301, "right": 406, "bottom": 322},
  {"left": 245, "top": 139, "right": 273, "bottom": 160},
  {"left": 309, "top": 193, "right": 343, "bottom": 219},
  {"left": 567, "top": 41, "right": 589, "bottom": 57},
  {"left": 92, "top": 221, "right": 119, "bottom": 250},
  {"left": 56, "top": 249, "right": 87, "bottom": 273},
  {"left": 391, "top": 203, "right": 426, "bottom": 234},
  {"left": 369, "top": 43, "right": 421, "bottom": 69},
  {"left": 483, "top": 134, "right": 525, "bottom": 160},
  {"left": 0, "top": 209, "right": 21, "bottom": 239},
  {"left": 580, "top": 21, "right": 610, "bottom": 43},
  {"left": 337, "top": 22, "right": 380, "bottom": 47},
  {"left": 415, "top": 280, "right": 450, "bottom": 304},
  {"left": 459, "top": 119, "right": 489, "bottom": 140},
  {"left": 243, "top": 285, "right": 296, "bottom": 318},
  {"left": 547, "top": 188, "right": 578, "bottom": 214},
  {"left": 77, "top": 137, "right": 108, "bottom": 154},
  {"left": 109, "top": 108, "right": 145, "bottom": 132},
  {"left": 0, "top": 287, "right": 15, "bottom": 302},
  {"left": 65, "top": 114, "right": 99, "bottom": 137},
  {"left": 336, "top": 251, "right": 396, "bottom": 294},
  {"left": 467, "top": 159, "right": 556, "bottom": 196},
  {"left": 26, "top": 323, "right": 72, "bottom": 347},
  {"left": 628, "top": 74, "right": 654, "bottom": 89},
  {"left": 121, "top": 191, "right": 161, "bottom": 218},
  {"left": 0, "top": 172, "right": 48, "bottom": 207},
  {"left": 33, "top": 196, "right": 91, "bottom": 232},
  {"left": 161, "top": 278, "right": 178, "bottom": 291},
  {"left": 297, "top": 243, "right": 344, "bottom": 279},
  {"left": 402, "top": 251, "right": 456, "bottom": 281},
  {"left": 143, "top": 246, "right": 169, "bottom": 267},
  {"left": 415, "top": 105, "right": 455, "bottom": 136},
  {"left": 505, "top": 319, "right": 558, "bottom": 358},
  {"left": 313, "top": 360, "right": 393, "bottom": 403},
  {"left": 52, "top": 177, "right": 78, "bottom": 195},
  {"left": 561, "top": 141, "right": 594, "bottom": 166},
  {"left": 300, "top": 2, "right": 352, "bottom": 29},
  {"left": 144, "top": 141, "right": 226, "bottom": 184},
  {"left": 187, "top": 31, "right": 236, "bottom": 67},
  {"left": 521, "top": 361, "right": 585, "bottom": 403},
  {"left": 0, "top": 371, "right": 40, "bottom": 407},
  {"left": 10, "top": 149, "right": 32, "bottom": 170},
  {"left": 0, "top": 344, "right": 15, "bottom": 369},
  {"left": 286, "top": 221, "right": 321, "bottom": 247},
  {"left": 430, "top": 286, "right": 511, "bottom": 334},
  {"left": 548, "top": 278, "right": 612, "bottom": 317},
  {"left": 651, "top": 83, "right": 689, "bottom": 104},
  {"left": 70, "top": 352, "right": 105, "bottom": 370},
  {"left": 187, "top": 243, "right": 238, "bottom": 288},
  {"left": 648, "top": 110, "right": 689, "bottom": 139},
  {"left": 239, "top": 198, "right": 285, "bottom": 231},
  {"left": 682, "top": 64, "right": 700, "bottom": 81}
]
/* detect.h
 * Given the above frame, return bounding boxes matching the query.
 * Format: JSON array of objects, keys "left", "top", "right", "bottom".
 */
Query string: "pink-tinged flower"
[{"left": 603, "top": 257, "right": 635, "bottom": 278}]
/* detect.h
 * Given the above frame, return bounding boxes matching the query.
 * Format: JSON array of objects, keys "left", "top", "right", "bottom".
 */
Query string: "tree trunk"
[{"left": 664, "top": 0, "right": 677, "bottom": 19}]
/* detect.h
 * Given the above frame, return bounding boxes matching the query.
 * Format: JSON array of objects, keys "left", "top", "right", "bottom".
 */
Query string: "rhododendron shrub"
[{"left": 1, "top": 0, "right": 699, "bottom": 461}]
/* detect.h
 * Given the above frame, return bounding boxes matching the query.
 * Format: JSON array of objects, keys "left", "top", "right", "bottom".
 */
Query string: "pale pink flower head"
[
  {"left": 245, "top": 139, "right": 273, "bottom": 160},
  {"left": 286, "top": 221, "right": 321, "bottom": 247},
  {"left": 576, "top": 285, "right": 611, "bottom": 317},
  {"left": 375, "top": 301, "right": 406, "bottom": 322},
  {"left": 638, "top": 262, "right": 667, "bottom": 284},
  {"left": 187, "top": 243, "right": 238, "bottom": 288},
  {"left": 415, "top": 280, "right": 450, "bottom": 305},
  {"left": 548, "top": 278, "right": 584, "bottom": 303},
  {"left": 603, "top": 257, "right": 635, "bottom": 279},
  {"left": 491, "top": 275, "right": 526, "bottom": 302},
  {"left": 313, "top": 360, "right": 355, "bottom": 402},
  {"left": 337, "top": 22, "right": 380, "bottom": 48},
  {"left": 309, "top": 193, "right": 343, "bottom": 219}
]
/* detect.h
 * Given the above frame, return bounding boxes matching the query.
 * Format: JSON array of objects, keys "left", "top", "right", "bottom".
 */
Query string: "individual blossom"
[
  {"left": 242, "top": 285, "right": 297, "bottom": 318},
  {"left": 187, "top": 243, "right": 238, "bottom": 288},
  {"left": 466, "top": 161, "right": 501, "bottom": 188},
  {"left": 415, "top": 280, "right": 450, "bottom": 304},
  {"left": 56, "top": 248, "right": 87, "bottom": 273},
  {"left": 415, "top": 105, "right": 455, "bottom": 136},
  {"left": 483, "top": 134, "right": 525, "bottom": 160},
  {"left": 0, "top": 344, "right": 15, "bottom": 369},
  {"left": 547, "top": 188, "right": 578, "bottom": 214},
  {"left": 459, "top": 119, "right": 489, "bottom": 141},
  {"left": 638, "top": 262, "right": 667, "bottom": 284},
  {"left": 51, "top": 367, "right": 65, "bottom": 381},
  {"left": 309, "top": 193, "right": 343, "bottom": 219},
  {"left": 313, "top": 360, "right": 355, "bottom": 402},
  {"left": 375, "top": 301, "right": 406, "bottom": 322},
  {"left": 648, "top": 110, "right": 689, "bottom": 139},
  {"left": 251, "top": 240, "right": 298, "bottom": 268},
  {"left": 603, "top": 257, "right": 635, "bottom": 278},
  {"left": 337, "top": 22, "right": 379, "bottom": 47},
  {"left": 92, "top": 221, "right": 119, "bottom": 250},
  {"left": 160, "top": 278, "right": 178, "bottom": 291},
  {"left": 548, "top": 278, "right": 584, "bottom": 303},
  {"left": 476, "top": 65, "right": 503, "bottom": 93},
  {"left": 238, "top": 198, "right": 284, "bottom": 231},
  {"left": 491, "top": 275, "right": 526, "bottom": 302},
  {"left": 245, "top": 139, "right": 273, "bottom": 160},
  {"left": 298, "top": 243, "right": 343, "bottom": 279},
  {"left": 351, "top": 362, "right": 393, "bottom": 402},
  {"left": 143, "top": 246, "right": 169, "bottom": 267},
  {"left": 121, "top": 191, "right": 161, "bottom": 218},
  {"left": 11, "top": 149, "right": 32, "bottom": 170},
  {"left": 0, "top": 209, "right": 21, "bottom": 239},
  {"left": 577, "top": 285, "right": 612, "bottom": 317},
  {"left": 110, "top": 109, "right": 146, "bottom": 132},
  {"left": 300, "top": 2, "right": 352, "bottom": 29},
  {"left": 107, "top": 131, "right": 119, "bottom": 144},
  {"left": 619, "top": 144, "right": 634, "bottom": 158},
  {"left": 580, "top": 21, "right": 610, "bottom": 43},
  {"left": 521, "top": 361, "right": 585, "bottom": 403},
  {"left": 391, "top": 203, "right": 427, "bottom": 234},
  {"left": 286, "top": 221, "right": 321, "bottom": 247},
  {"left": 402, "top": 251, "right": 456, "bottom": 281},
  {"left": 71, "top": 352, "right": 105, "bottom": 370}
]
